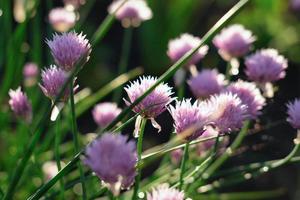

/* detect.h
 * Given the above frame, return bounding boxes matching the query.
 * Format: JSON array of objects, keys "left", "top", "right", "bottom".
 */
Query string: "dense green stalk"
[
  {"left": 69, "top": 80, "right": 87, "bottom": 200},
  {"left": 132, "top": 118, "right": 147, "bottom": 200},
  {"left": 179, "top": 142, "right": 190, "bottom": 190},
  {"left": 112, "top": 27, "right": 133, "bottom": 103}
]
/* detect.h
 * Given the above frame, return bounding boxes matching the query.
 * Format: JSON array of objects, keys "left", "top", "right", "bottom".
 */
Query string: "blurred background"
[{"left": 1, "top": 0, "right": 300, "bottom": 199}]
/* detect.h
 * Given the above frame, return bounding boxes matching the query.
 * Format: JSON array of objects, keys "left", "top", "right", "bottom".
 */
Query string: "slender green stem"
[
  {"left": 28, "top": 1, "right": 250, "bottom": 197},
  {"left": 55, "top": 116, "right": 65, "bottom": 199},
  {"left": 69, "top": 80, "right": 87, "bottom": 200},
  {"left": 203, "top": 121, "right": 250, "bottom": 178},
  {"left": 112, "top": 27, "right": 133, "bottom": 103},
  {"left": 179, "top": 142, "right": 190, "bottom": 190},
  {"left": 91, "top": 15, "right": 115, "bottom": 46},
  {"left": 225, "top": 61, "right": 232, "bottom": 80},
  {"left": 132, "top": 118, "right": 147, "bottom": 200}
]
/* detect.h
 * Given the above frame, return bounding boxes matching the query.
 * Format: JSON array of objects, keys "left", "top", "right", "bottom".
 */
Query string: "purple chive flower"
[
  {"left": 196, "top": 126, "right": 229, "bottom": 156},
  {"left": 39, "top": 65, "right": 69, "bottom": 101},
  {"left": 188, "top": 69, "right": 226, "bottom": 99},
  {"left": 169, "top": 99, "right": 211, "bottom": 140},
  {"left": 290, "top": 0, "right": 300, "bottom": 10},
  {"left": 47, "top": 32, "right": 91, "bottom": 71},
  {"left": 124, "top": 76, "right": 173, "bottom": 131},
  {"left": 170, "top": 149, "right": 183, "bottom": 165},
  {"left": 213, "top": 24, "right": 255, "bottom": 60},
  {"left": 226, "top": 80, "right": 266, "bottom": 119},
  {"left": 64, "top": 0, "right": 86, "bottom": 9},
  {"left": 245, "top": 49, "right": 288, "bottom": 83},
  {"left": 42, "top": 161, "right": 59, "bottom": 181},
  {"left": 207, "top": 92, "right": 247, "bottom": 133},
  {"left": 92, "top": 102, "right": 122, "bottom": 128},
  {"left": 84, "top": 133, "right": 137, "bottom": 194},
  {"left": 147, "top": 184, "right": 185, "bottom": 200},
  {"left": 167, "top": 33, "right": 209, "bottom": 67},
  {"left": 108, "top": 0, "right": 152, "bottom": 27},
  {"left": 48, "top": 8, "right": 76, "bottom": 32},
  {"left": 9, "top": 87, "right": 32, "bottom": 123},
  {"left": 287, "top": 99, "right": 300, "bottom": 129},
  {"left": 23, "top": 62, "right": 39, "bottom": 87}
]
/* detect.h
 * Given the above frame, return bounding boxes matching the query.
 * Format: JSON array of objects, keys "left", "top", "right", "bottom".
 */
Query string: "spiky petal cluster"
[
  {"left": 84, "top": 133, "right": 137, "bottom": 194},
  {"left": 48, "top": 8, "right": 76, "bottom": 32},
  {"left": 9, "top": 87, "right": 32, "bottom": 123},
  {"left": 169, "top": 99, "right": 211, "bottom": 140},
  {"left": 147, "top": 184, "right": 185, "bottom": 200},
  {"left": 245, "top": 49, "right": 288, "bottom": 83},
  {"left": 167, "top": 33, "right": 209, "bottom": 67},
  {"left": 92, "top": 102, "right": 122, "bottom": 128},
  {"left": 226, "top": 80, "right": 265, "bottom": 119},
  {"left": 108, "top": 0, "right": 152, "bottom": 27},
  {"left": 188, "top": 69, "right": 226, "bottom": 99},
  {"left": 287, "top": 99, "right": 300, "bottom": 129},
  {"left": 124, "top": 76, "right": 173, "bottom": 119},
  {"left": 213, "top": 24, "right": 255, "bottom": 60},
  {"left": 207, "top": 92, "right": 247, "bottom": 133},
  {"left": 196, "top": 127, "right": 229, "bottom": 156},
  {"left": 47, "top": 32, "right": 91, "bottom": 71},
  {"left": 39, "top": 65, "right": 69, "bottom": 101}
]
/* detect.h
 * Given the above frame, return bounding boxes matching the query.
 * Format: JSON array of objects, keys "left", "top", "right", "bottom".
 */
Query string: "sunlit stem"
[{"left": 179, "top": 141, "right": 190, "bottom": 190}]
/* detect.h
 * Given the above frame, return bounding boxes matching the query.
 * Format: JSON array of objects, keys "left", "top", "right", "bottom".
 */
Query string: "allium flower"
[
  {"left": 47, "top": 32, "right": 91, "bottom": 71},
  {"left": 287, "top": 99, "right": 300, "bottom": 129},
  {"left": 48, "top": 8, "right": 76, "bottom": 32},
  {"left": 42, "top": 161, "right": 59, "bottom": 181},
  {"left": 213, "top": 24, "right": 255, "bottom": 60},
  {"left": 108, "top": 0, "right": 152, "bottom": 27},
  {"left": 84, "top": 133, "right": 137, "bottom": 195},
  {"left": 147, "top": 184, "right": 185, "bottom": 200},
  {"left": 64, "top": 0, "right": 86, "bottom": 9},
  {"left": 170, "top": 149, "right": 183, "bottom": 165},
  {"left": 124, "top": 76, "right": 173, "bottom": 132},
  {"left": 169, "top": 99, "right": 211, "bottom": 140},
  {"left": 245, "top": 49, "right": 288, "bottom": 83},
  {"left": 290, "top": 0, "right": 300, "bottom": 10},
  {"left": 167, "top": 33, "right": 209, "bottom": 67},
  {"left": 226, "top": 80, "right": 265, "bottom": 119},
  {"left": 92, "top": 102, "right": 122, "bottom": 128},
  {"left": 9, "top": 87, "right": 32, "bottom": 123},
  {"left": 39, "top": 65, "right": 69, "bottom": 101},
  {"left": 207, "top": 92, "right": 247, "bottom": 133},
  {"left": 23, "top": 62, "right": 39, "bottom": 87},
  {"left": 188, "top": 69, "right": 226, "bottom": 99},
  {"left": 196, "top": 126, "right": 229, "bottom": 156}
]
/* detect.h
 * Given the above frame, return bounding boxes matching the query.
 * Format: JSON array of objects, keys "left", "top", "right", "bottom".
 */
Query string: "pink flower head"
[
  {"left": 39, "top": 65, "right": 69, "bottom": 102},
  {"left": 290, "top": 0, "right": 300, "bottom": 10},
  {"left": 287, "top": 99, "right": 300, "bottom": 129},
  {"left": 226, "top": 80, "right": 265, "bottom": 119},
  {"left": 9, "top": 87, "right": 32, "bottom": 123},
  {"left": 42, "top": 161, "right": 59, "bottom": 181},
  {"left": 124, "top": 76, "right": 173, "bottom": 119},
  {"left": 170, "top": 149, "right": 183, "bottom": 165},
  {"left": 108, "top": 0, "right": 152, "bottom": 27},
  {"left": 23, "top": 62, "right": 39, "bottom": 78},
  {"left": 92, "top": 102, "right": 122, "bottom": 128},
  {"left": 47, "top": 31, "right": 91, "bottom": 71},
  {"left": 48, "top": 7, "right": 76, "bottom": 32},
  {"left": 207, "top": 92, "right": 247, "bottom": 133},
  {"left": 147, "top": 184, "right": 185, "bottom": 200},
  {"left": 245, "top": 49, "right": 288, "bottom": 83},
  {"left": 84, "top": 133, "right": 137, "bottom": 194},
  {"left": 188, "top": 69, "right": 226, "bottom": 99},
  {"left": 64, "top": 0, "right": 86, "bottom": 9},
  {"left": 169, "top": 99, "right": 212, "bottom": 141},
  {"left": 213, "top": 24, "right": 255, "bottom": 60},
  {"left": 167, "top": 33, "right": 209, "bottom": 67}
]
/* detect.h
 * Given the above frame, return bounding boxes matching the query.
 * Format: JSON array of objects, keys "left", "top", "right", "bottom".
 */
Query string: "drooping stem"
[
  {"left": 54, "top": 115, "right": 65, "bottom": 199},
  {"left": 179, "top": 142, "right": 190, "bottom": 190},
  {"left": 112, "top": 27, "right": 133, "bottom": 103},
  {"left": 69, "top": 79, "right": 87, "bottom": 200},
  {"left": 132, "top": 118, "right": 147, "bottom": 200}
]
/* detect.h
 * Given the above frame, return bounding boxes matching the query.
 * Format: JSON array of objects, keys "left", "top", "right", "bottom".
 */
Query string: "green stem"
[
  {"left": 69, "top": 80, "right": 87, "bottom": 200},
  {"left": 132, "top": 118, "right": 147, "bottom": 200},
  {"left": 203, "top": 121, "right": 250, "bottom": 178},
  {"left": 28, "top": 1, "right": 250, "bottom": 197},
  {"left": 225, "top": 61, "right": 232, "bottom": 80},
  {"left": 179, "top": 142, "right": 190, "bottom": 190},
  {"left": 112, "top": 27, "right": 133, "bottom": 103},
  {"left": 55, "top": 116, "right": 65, "bottom": 199}
]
